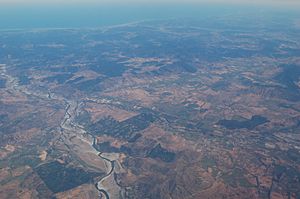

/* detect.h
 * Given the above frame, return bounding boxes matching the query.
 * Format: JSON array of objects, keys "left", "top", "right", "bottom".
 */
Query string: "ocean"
[{"left": 0, "top": 3, "right": 299, "bottom": 30}]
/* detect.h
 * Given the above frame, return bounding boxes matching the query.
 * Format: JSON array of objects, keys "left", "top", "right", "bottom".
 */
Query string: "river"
[{"left": 1, "top": 63, "right": 119, "bottom": 199}]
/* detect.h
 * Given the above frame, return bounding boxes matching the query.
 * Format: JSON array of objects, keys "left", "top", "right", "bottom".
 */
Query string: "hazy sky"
[{"left": 1, "top": 0, "right": 300, "bottom": 6}]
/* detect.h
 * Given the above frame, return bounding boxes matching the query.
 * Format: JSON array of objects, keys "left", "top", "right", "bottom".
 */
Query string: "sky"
[{"left": 0, "top": 0, "right": 300, "bottom": 6}]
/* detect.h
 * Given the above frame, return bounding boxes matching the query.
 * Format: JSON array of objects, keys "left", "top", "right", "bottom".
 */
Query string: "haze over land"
[
  {"left": 0, "top": 0, "right": 299, "bottom": 29},
  {"left": 0, "top": 1, "right": 300, "bottom": 199}
]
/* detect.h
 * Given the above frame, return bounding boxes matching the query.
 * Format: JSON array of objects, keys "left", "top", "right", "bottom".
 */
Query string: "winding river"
[
  {"left": 1, "top": 64, "right": 118, "bottom": 199},
  {"left": 61, "top": 102, "right": 117, "bottom": 199},
  {"left": 92, "top": 137, "right": 115, "bottom": 199}
]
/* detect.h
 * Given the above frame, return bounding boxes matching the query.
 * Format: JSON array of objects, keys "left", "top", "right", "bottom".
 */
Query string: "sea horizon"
[{"left": 1, "top": 3, "right": 299, "bottom": 30}]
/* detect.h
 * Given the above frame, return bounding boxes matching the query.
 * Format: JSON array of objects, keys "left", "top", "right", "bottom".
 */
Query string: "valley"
[{"left": 0, "top": 17, "right": 300, "bottom": 198}]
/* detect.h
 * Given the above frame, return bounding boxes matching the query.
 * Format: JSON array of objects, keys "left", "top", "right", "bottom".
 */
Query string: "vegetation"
[
  {"left": 35, "top": 161, "right": 99, "bottom": 193},
  {"left": 217, "top": 115, "right": 269, "bottom": 130},
  {"left": 148, "top": 144, "right": 176, "bottom": 163}
]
